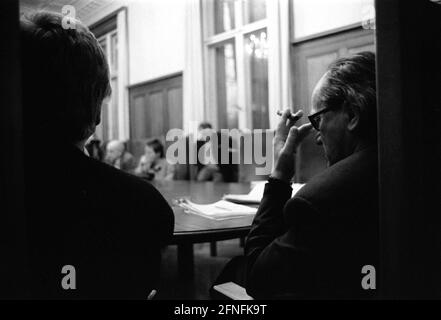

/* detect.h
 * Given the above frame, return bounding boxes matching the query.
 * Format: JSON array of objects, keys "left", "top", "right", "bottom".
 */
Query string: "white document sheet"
[
  {"left": 223, "top": 181, "right": 305, "bottom": 204},
  {"left": 178, "top": 199, "right": 257, "bottom": 220}
]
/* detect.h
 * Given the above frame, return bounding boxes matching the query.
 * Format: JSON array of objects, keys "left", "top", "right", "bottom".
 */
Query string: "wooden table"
[{"left": 151, "top": 180, "right": 256, "bottom": 277}]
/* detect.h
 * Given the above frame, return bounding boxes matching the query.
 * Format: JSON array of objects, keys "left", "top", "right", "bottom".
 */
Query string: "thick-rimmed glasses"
[{"left": 308, "top": 107, "right": 333, "bottom": 131}]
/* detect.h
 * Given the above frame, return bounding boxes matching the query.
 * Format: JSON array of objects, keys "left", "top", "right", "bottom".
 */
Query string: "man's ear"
[{"left": 347, "top": 105, "right": 360, "bottom": 132}]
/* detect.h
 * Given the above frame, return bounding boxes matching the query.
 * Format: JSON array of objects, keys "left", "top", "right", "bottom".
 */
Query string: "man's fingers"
[
  {"left": 277, "top": 108, "right": 303, "bottom": 130},
  {"left": 276, "top": 109, "right": 293, "bottom": 138},
  {"left": 297, "top": 123, "right": 313, "bottom": 142},
  {"left": 282, "top": 127, "right": 299, "bottom": 154},
  {"left": 282, "top": 123, "right": 313, "bottom": 154},
  {"left": 277, "top": 108, "right": 291, "bottom": 123},
  {"left": 287, "top": 110, "right": 303, "bottom": 125}
]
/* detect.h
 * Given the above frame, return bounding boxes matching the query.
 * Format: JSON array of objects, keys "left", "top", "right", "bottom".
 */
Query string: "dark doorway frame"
[
  {"left": 0, "top": 0, "right": 28, "bottom": 299},
  {"left": 376, "top": 0, "right": 441, "bottom": 299}
]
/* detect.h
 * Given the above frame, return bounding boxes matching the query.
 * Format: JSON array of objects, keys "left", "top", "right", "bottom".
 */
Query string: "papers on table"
[
  {"left": 177, "top": 199, "right": 257, "bottom": 221},
  {"left": 222, "top": 181, "right": 266, "bottom": 204},
  {"left": 223, "top": 181, "right": 305, "bottom": 205},
  {"left": 176, "top": 181, "right": 305, "bottom": 220}
]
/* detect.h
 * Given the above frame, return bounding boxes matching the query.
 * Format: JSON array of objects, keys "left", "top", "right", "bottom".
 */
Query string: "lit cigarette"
[{"left": 276, "top": 110, "right": 299, "bottom": 120}]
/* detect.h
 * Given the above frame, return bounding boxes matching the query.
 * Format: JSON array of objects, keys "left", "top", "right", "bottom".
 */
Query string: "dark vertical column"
[
  {"left": 0, "top": 0, "right": 28, "bottom": 298},
  {"left": 376, "top": 0, "right": 441, "bottom": 298}
]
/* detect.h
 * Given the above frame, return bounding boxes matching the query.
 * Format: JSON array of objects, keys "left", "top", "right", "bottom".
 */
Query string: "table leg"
[{"left": 177, "top": 243, "right": 194, "bottom": 278}]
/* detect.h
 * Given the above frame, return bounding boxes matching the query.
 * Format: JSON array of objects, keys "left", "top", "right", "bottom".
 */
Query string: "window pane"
[
  {"left": 244, "top": 29, "right": 269, "bottom": 129},
  {"left": 110, "top": 78, "right": 119, "bottom": 139},
  {"left": 215, "top": 42, "right": 239, "bottom": 129},
  {"left": 96, "top": 98, "right": 110, "bottom": 142},
  {"left": 210, "top": 0, "right": 235, "bottom": 35},
  {"left": 110, "top": 33, "right": 118, "bottom": 73},
  {"left": 243, "top": 0, "right": 266, "bottom": 24},
  {"left": 97, "top": 37, "right": 108, "bottom": 141},
  {"left": 99, "top": 37, "right": 107, "bottom": 59}
]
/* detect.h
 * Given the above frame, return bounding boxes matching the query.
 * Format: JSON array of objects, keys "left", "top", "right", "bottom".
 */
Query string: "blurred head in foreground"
[{"left": 20, "top": 11, "right": 111, "bottom": 148}]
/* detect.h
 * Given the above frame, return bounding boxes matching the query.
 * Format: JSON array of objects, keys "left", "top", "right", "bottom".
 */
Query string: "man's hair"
[
  {"left": 319, "top": 51, "right": 377, "bottom": 142},
  {"left": 146, "top": 139, "right": 165, "bottom": 158},
  {"left": 20, "top": 11, "right": 111, "bottom": 143}
]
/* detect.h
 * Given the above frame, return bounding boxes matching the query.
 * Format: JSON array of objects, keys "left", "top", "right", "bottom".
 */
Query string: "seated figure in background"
[
  {"left": 135, "top": 139, "right": 175, "bottom": 181},
  {"left": 195, "top": 122, "right": 216, "bottom": 180},
  {"left": 172, "top": 122, "right": 238, "bottom": 182},
  {"left": 196, "top": 122, "right": 238, "bottom": 183},
  {"left": 104, "top": 140, "right": 136, "bottom": 173}
]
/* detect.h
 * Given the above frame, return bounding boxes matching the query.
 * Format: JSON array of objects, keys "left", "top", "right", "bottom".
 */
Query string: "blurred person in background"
[
  {"left": 135, "top": 139, "right": 175, "bottom": 181},
  {"left": 104, "top": 140, "right": 136, "bottom": 173},
  {"left": 196, "top": 123, "right": 238, "bottom": 182}
]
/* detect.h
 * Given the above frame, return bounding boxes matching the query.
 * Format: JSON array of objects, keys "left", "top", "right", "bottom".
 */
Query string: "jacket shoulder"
[
  {"left": 289, "top": 147, "right": 379, "bottom": 216},
  {"left": 84, "top": 155, "right": 156, "bottom": 192}
]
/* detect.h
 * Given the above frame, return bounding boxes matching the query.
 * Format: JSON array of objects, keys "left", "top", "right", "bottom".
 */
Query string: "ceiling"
[{"left": 20, "top": 0, "right": 116, "bottom": 24}]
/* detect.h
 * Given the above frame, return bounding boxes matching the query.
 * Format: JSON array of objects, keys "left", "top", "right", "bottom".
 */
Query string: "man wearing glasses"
[{"left": 245, "top": 52, "right": 379, "bottom": 299}]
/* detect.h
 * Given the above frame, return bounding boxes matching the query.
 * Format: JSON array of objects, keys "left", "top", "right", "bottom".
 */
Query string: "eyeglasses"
[{"left": 308, "top": 107, "right": 333, "bottom": 131}]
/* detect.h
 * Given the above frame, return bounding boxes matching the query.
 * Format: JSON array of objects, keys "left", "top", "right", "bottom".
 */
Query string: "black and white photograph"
[{"left": 1, "top": 0, "right": 440, "bottom": 306}]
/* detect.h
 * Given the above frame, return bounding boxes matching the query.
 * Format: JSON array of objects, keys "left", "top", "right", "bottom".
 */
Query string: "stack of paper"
[
  {"left": 223, "top": 181, "right": 305, "bottom": 204},
  {"left": 177, "top": 199, "right": 257, "bottom": 220}
]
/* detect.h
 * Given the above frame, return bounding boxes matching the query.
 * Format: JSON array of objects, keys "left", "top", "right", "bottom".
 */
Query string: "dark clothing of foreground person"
[{"left": 28, "top": 145, "right": 173, "bottom": 299}]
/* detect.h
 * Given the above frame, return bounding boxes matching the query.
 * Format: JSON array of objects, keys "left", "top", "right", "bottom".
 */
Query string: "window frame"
[
  {"left": 90, "top": 8, "right": 130, "bottom": 143},
  {"left": 202, "top": 0, "right": 270, "bottom": 130},
  {"left": 97, "top": 29, "right": 119, "bottom": 141}
]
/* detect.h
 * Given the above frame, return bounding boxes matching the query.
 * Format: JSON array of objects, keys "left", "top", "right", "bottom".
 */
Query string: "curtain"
[{"left": 183, "top": 0, "right": 205, "bottom": 133}]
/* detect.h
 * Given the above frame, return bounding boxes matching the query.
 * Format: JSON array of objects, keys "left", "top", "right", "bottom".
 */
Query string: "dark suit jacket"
[
  {"left": 26, "top": 145, "right": 174, "bottom": 299},
  {"left": 245, "top": 147, "right": 379, "bottom": 299}
]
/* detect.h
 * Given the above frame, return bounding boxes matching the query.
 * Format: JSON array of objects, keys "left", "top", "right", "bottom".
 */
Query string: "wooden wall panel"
[
  {"left": 129, "top": 73, "right": 183, "bottom": 160},
  {"left": 292, "top": 28, "right": 375, "bottom": 182}
]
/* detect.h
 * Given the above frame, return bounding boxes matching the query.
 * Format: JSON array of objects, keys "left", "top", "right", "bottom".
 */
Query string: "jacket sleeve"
[
  {"left": 125, "top": 183, "right": 174, "bottom": 299},
  {"left": 145, "top": 183, "right": 175, "bottom": 246},
  {"left": 245, "top": 180, "right": 320, "bottom": 299},
  {"left": 245, "top": 180, "right": 293, "bottom": 263}
]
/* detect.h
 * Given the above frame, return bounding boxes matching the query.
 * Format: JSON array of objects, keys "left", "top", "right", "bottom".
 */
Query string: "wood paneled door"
[
  {"left": 291, "top": 27, "right": 375, "bottom": 183},
  {"left": 129, "top": 73, "right": 183, "bottom": 159}
]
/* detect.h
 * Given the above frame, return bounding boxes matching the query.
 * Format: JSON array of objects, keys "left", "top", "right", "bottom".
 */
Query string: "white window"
[
  {"left": 203, "top": 0, "right": 271, "bottom": 130},
  {"left": 96, "top": 30, "right": 119, "bottom": 141},
  {"left": 91, "top": 9, "right": 129, "bottom": 143}
]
